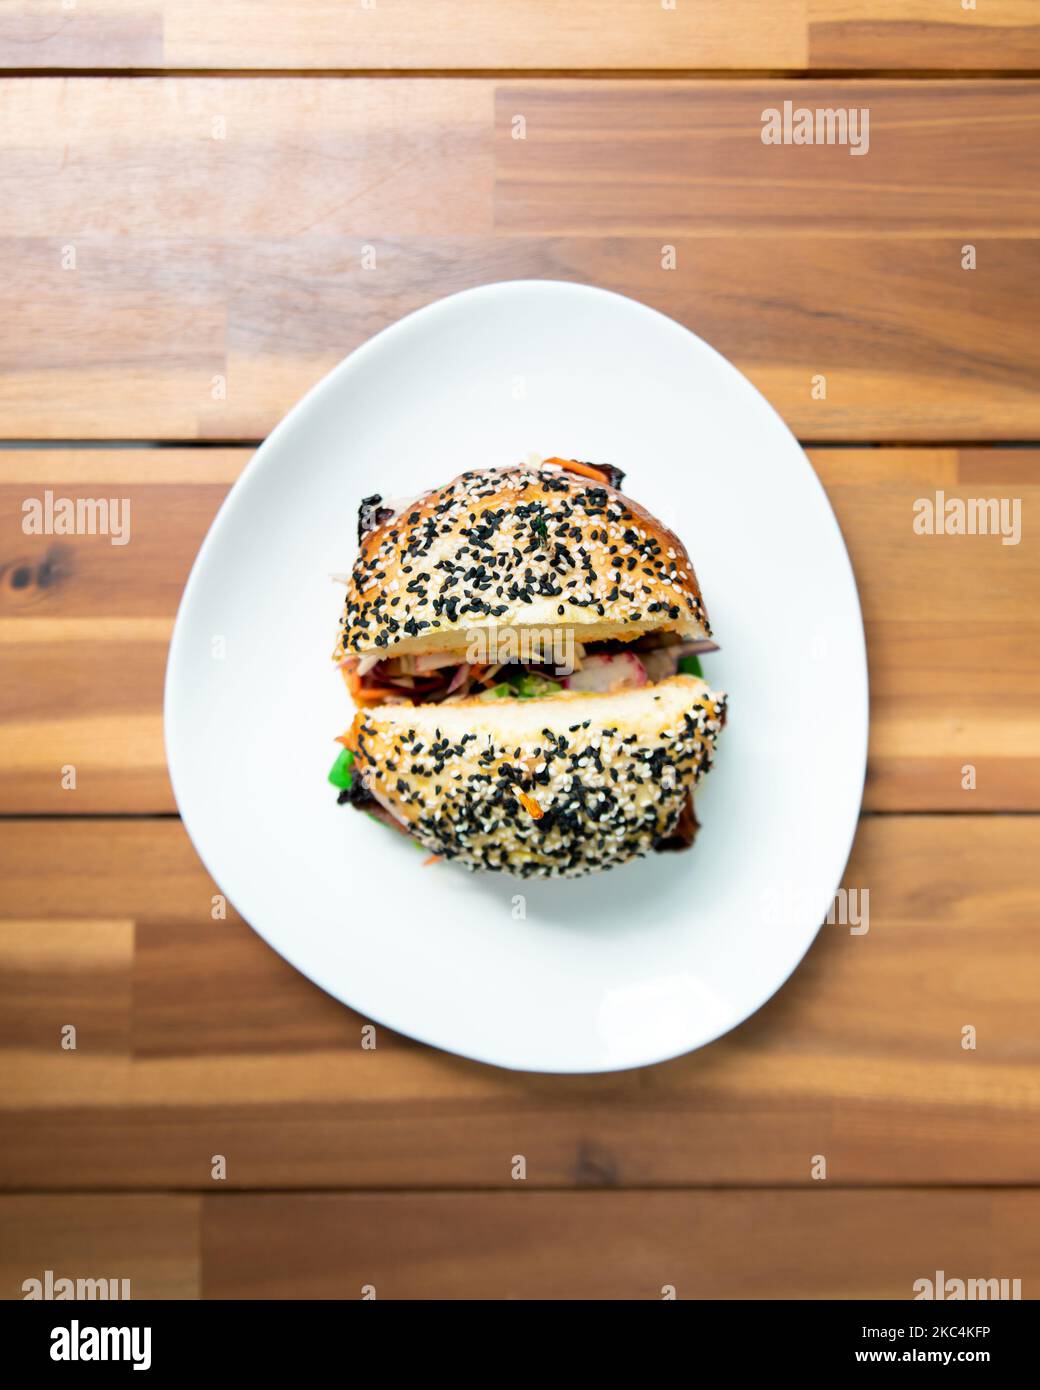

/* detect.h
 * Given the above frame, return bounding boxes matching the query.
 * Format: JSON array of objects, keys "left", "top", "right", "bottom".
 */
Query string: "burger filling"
[{"left": 338, "top": 632, "right": 717, "bottom": 707}]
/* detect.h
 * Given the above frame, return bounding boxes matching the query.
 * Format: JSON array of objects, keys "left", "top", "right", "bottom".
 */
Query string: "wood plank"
[
  {"left": 0, "top": 77, "right": 494, "bottom": 235},
  {"left": 809, "top": 0, "right": 1040, "bottom": 70},
  {"left": 494, "top": 82, "right": 1040, "bottom": 238},
  {"left": 2, "top": 447, "right": 1036, "bottom": 814},
  {"left": 0, "top": 79, "right": 1037, "bottom": 439},
  {"left": 5, "top": 1189, "right": 1032, "bottom": 1302},
  {"left": 1, "top": 815, "right": 1037, "bottom": 1188},
  {"left": 0, "top": 449, "right": 240, "bottom": 812},
  {"left": 807, "top": 447, "right": 1040, "bottom": 812},
  {"left": 0, "top": 1196, "right": 199, "bottom": 1300},
  {"left": 200, "top": 1190, "right": 1040, "bottom": 1299},
  {"left": 5, "top": 235, "right": 1038, "bottom": 443},
  {"left": 0, "top": 3, "right": 1036, "bottom": 72},
  {"left": 0, "top": 2, "right": 810, "bottom": 71}
]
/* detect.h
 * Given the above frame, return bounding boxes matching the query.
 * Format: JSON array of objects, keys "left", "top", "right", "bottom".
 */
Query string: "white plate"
[{"left": 165, "top": 280, "right": 867, "bottom": 1074}]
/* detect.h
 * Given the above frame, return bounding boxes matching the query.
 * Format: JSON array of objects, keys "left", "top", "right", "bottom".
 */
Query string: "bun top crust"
[
  {"left": 335, "top": 461, "right": 711, "bottom": 660},
  {"left": 348, "top": 674, "right": 727, "bottom": 877}
]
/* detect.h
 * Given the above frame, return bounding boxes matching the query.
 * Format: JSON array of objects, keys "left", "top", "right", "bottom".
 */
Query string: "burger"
[{"left": 328, "top": 457, "right": 727, "bottom": 877}]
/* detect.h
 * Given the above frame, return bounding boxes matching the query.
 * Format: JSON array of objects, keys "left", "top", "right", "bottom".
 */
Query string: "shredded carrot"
[
  {"left": 342, "top": 669, "right": 401, "bottom": 705},
  {"left": 353, "top": 686, "right": 402, "bottom": 705},
  {"left": 336, "top": 714, "right": 364, "bottom": 751},
  {"left": 468, "top": 663, "right": 497, "bottom": 687},
  {"left": 543, "top": 456, "right": 610, "bottom": 486},
  {"left": 422, "top": 854, "right": 443, "bottom": 867},
  {"left": 516, "top": 790, "right": 544, "bottom": 820}
]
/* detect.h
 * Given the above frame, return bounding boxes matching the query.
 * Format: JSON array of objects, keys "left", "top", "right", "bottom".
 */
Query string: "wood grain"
[
  {"left": 2, "top": 447, "right": 1036, "bottom": 814},
  {"left": 809, "top": 0, "right": 1040, "bottom": 71},
  {"left": 0, "top": 449, "right": 240, "bottom": 812},
  {"left": 0, "top": 1195, "right": 199, "bottom": 1300},
  {"left": 811, "top": 447, "right": 1040, "bottom": 812},
  {"left": 1, "top": 814, "right": 1037, "bottom": 1189},
  {"left": 494, "top": 82, "right": 1040, "bottom": 234},
  {"left": 1, "top": 79, "right": 1037, "bottom": 439},
  {"left": 0, "top": 2, "right": 1035, "bottom": 1311},
  {"left": 198, "top": 1190, "right": 1040, "bottom": 1300},
  {"left": 1, "top": 2, "right": 1037, "bottom": 72},
  {"left": 3, "top": 1189, "right": 1035, "bottom": 1301}
]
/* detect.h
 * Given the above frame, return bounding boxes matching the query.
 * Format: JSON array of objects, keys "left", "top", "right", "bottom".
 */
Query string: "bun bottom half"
[{"left": 345, "top": 675, "right": 726, "bottom": 878}]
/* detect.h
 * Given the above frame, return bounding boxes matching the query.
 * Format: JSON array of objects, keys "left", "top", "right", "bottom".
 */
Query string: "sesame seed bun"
[
  {"left": 347, "top": 674, "right": 727, "bottom": 878},
  {"left": 335, "top": 461, "right": 712, "bottom": 661}
]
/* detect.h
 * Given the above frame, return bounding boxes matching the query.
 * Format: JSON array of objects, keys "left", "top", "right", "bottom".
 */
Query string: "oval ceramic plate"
[{"left": 165, "top": 280, "right": 867, "bottom": 1074}]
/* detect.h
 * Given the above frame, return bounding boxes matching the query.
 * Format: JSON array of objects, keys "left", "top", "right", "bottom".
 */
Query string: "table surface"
[{"left": 1, "top": 2, "right": 1038, "bottom": 1300}]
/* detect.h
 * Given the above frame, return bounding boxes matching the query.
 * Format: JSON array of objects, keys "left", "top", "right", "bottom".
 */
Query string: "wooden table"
[{"left": 1, "top": 3, "right": 1038, "bottom": 1300}]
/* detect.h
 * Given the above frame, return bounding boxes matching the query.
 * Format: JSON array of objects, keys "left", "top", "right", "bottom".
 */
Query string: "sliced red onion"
[
  {"left": 446, "top": 664, "right": 471, "bottom": 694},
  {"left": 672, "top": 639, "right": 720, "bottom": 656}
]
